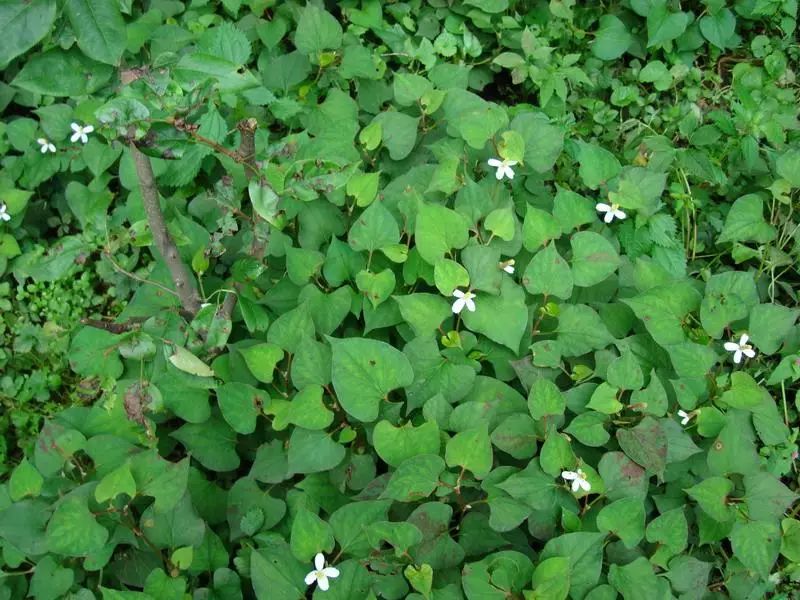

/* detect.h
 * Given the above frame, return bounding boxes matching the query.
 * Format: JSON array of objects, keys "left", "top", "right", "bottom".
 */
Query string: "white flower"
[
  {"left": 723, "top": 333, "right": 756, "bottom": 364},
  {"left": 561, "top": 468, "right": 591, "bottom": 493},
  {"left": 37, "top": 138, "right": 56, "bottom": 153},
  {"left": 488, "top": 157, "right": 517, "bottom": 181},
  {"left": 501, "top": 259, "right": 515, "bottom": 274},
  {"left": 595, "top": 202, "right": 626, "bottom": 223},
  {"left": 677, "top": 409, "right": 693, "bottom": 426},
  {"left": 70, "top": 122, "right": 94, "bottom": 144},
  {"left": 304, "top": 553, "right": 339, "bottom": 592},
  {"left": 452, "top": 289, "right": 476, "bottom": 314},
  {"left": 0, "top": 203, "right": 10, "bottom": 222}
]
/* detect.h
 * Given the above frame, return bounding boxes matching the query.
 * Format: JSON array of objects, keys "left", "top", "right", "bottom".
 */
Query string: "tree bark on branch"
[{"left": 130, "top": 141, "right": 203, "bottom": 316}]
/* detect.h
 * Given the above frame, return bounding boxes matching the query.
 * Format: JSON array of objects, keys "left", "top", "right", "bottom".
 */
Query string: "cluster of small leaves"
[{"left": 1, "top": 1, "right": 800, "bottom": 599}]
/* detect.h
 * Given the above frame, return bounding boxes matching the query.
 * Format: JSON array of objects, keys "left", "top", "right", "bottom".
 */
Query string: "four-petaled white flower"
[
  {"left": 37, "top": 138, "right": 56, "bottom": 153},
  {"left": 304, "top": 553, "right": 340, "bottom": 592},
  {"left": 70, "top": 122, "right": 94, "bottom": 144},
  {"left": 501, "top": 259, "right": 515, "bottom": 274},
  {"left": 723, "top": 333, "right": 756, "bottom": 364},
  {"left": 0, "top": 203, "right": 10, "bottom": 222},
  {"left": 561, "top": 468, "right": 591, "bottom": 493},
  {"left": 488, "top": 157, "right": 517, "bottom": 181},
  {"left": 677, "top": 409, "right": 693, "bottom": 426},
  {"left": 452, "top": 289, "right": 476, "bottom": 314},
  {"left": 595, "top": 202, "right": 626, "bottom": 223}
]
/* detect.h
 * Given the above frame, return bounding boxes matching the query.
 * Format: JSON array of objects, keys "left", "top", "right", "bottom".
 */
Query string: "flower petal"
[
  {"left": 487, "top": 158, "right": 502, "bottom": 167},
  {"left": 314, "top": 553, "right": 325, "bottom": 570},
  {"left": 71, "top": 122, "right": 81, "bottom": 132},
  {"left": 70, "top": 132, "right": 81, "bottom": 143},
  {"left": 561, "top": 471, "right": 577, "bottom": 480},
  {"left": 571, "top": 479, "right": 581, "bottom": 492},
  {"left": 318, "top": 576, "right": 329, "bottom": 591},
  {"left": 37, "top": 138, "right": 47, "bottom": 145},
  {"left": 506, "top": 160, "right": 518, "bottom": 166},
  {"left": 743, "top": 348, "right": 756, "bottom": 358},
  {"left": 578, "top": 478, "right": 591, "bottom": 492},
  {"left": 595, "top": 203, "right": 611, "bottom": 212},
  {"left": 604, "top": 211, "right": 614, "bottom": 223},
  {"left": 504, "top": 167, "right": 515, "bottom": 180},
  {"left": 452, "top": 289, "right": 465, "bottom": 298},
  {"left": 723, "top": 342, "right": 739, "bottom": 351},
  {"left": 495, "top": 168, "right": 504, "bottom": 180},
  {"left": 504, "top": 265, "right": 514, "bottom": 274},
  {"left": 465, "top": 298, "right": 476, "bottom": 312},
  {"left": 83, "top": 125, "right": 94, "bottom": 134},
  {"left": 305, "top": 572, "right": 318, "bottom": 586},
  {"left": 733, "top": 350, "right": 743, "bottom": 364},
  {"left": 739, "top": 334, "right": 749, "bottom": 345},
  {"left": 452, "top": 298, "right": 466, "bottom": 314},
  {"left": 614, "top": 209, "right": 626, "bottom": 220},
  {"left": 323, "top": 567, "right": 340, "bottom": 579}
]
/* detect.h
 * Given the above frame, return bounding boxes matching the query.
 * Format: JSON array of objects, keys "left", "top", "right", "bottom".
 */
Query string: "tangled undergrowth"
[{"left": 1, "top": 1, "right": 800, "bottom": 599}]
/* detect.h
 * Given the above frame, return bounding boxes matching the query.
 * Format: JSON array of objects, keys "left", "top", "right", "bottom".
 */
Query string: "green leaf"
[
  {"left": 719, "top": 372, "right": 763, "bottom": 409},
  {"left": 348, "top": 201, "right": 400, "bottom": 253},
  {"left": 394, "top": 72, "right": 433, "bottom": 106},
  {"left": 14, "top": 48, "right": 115, "bottom": 97},
  {"left": 748, "top": 303, "right": 799, "bottom": 354},
  {"left": 777, "top": 149, "right": 800, "bottom": 187},
  {"left": 510, "top": 111, "right": 564, "bottom": 173},
  {"left": 570, "top": 231, "right": 620, "bottom": 286},
  {"left": 608, "top": 556, "right": 671, "bottom": 598},
  {"left": 168, "top": 345, "right": 215, "bottom": 378},
  {"left": 685, "top": 476, "right": 734, "bottom": 522},
  {"left": 346, "top": 171, "right": 380, "bottom": 207},
  {"left": 523, "top": 243, "right": 573, "bottom": 300},
  {"left": 356, "top": 268, "right": 396, "bottom": 308},
  {"left": 491, "top": 414, "right": 537, "bottom": 460},
  {"left": 217, "top": 382, "right": 264, "bottom": 434},
  {"left": 46, "top": 496, "right": 109, "bottom": 556},
  {"left": 522, "top": 207, "right": 562, "bottom": 250},
  {"left": 556, "top": 304, "right": 614, "bottom": 357},
  {"left": 330, "top": 500, "right": 391, "bottom": 556},
  {"left": 528, "top": 378, "right": 566, "bottom": 419},
  {"left": 8, "top": 458, "right": 44, "bottom": 501},
  {"left": 251, "top": 547, "right": 307, "bottom": 600},
  {"left": 575, "top": 141, "right": 621, "bottom": 190},
  {"left": 171, "top": 416, "right": 240, "bottom": 472},
  {"left": 368, "top": 521, "right": 424, "bottom": 555},
  {"left": 531, "top": 556, "right": 570, "bottom": 600},
  {"left": 373, "top": 420, "right": 440, "bottom": 468},
  {"left": 394, "top": 293, "right": 451, "bottom": 337},
  {"left": 730, "top": 520, "right": 780, "bottom": 578},
  {"left": 0, "top": 0, "right": 57, "bottom": 67},
  {"left": 372, "top": 111, "right": 419, "bottom": 160},
  {"left": 415, "top": 201, "right": 470, "bottom": 265},
  {"left": 484, "top": 206, "right": 516, "bottom": 241},
  {"left": 291, "top": 509, "right": 335, "bottom": 561},
  {"left": 597, "top": 497, "right": 645, "bottom": 548},
  {"left": 405, "top": 564, "right": 433, "bottom": 597},
  {"left": 606, "top": 350, "right": 644, "bottom": 390},
  {"left": 592, "top": 15, "right": 633, "bottom": 60},
  {"left": 443, "top": 89, "right": 508, "bottom": 149},
  {"left": 540, "top": 533, "right": 606, "bottom": 599},
  {"left": 717, "top": 194, "right": 776, "bottom": 244},
  {"left": 129, "top": 453, "right": 190, "bottom": 512},
  {"left": 646, "top": 508, "right": 688, "bottom": 567},
  {"left": 615, "top": 416, "right": 667, "bottom": 477},
  {"left": 141, "top": 493, "right": 205, "bottom": 549},
  {"left": 68, "top": 327, "right": 123, "bottom": 379},
  {"left": 445, "top": 426, "right": 493, "bottom": 479},
  {"left": 287, "top": 428, "right": 346, "bottom": 475},
  {"left": 288, "top": 385, "right": 333, "bottom": 430},
  {"left": 382, "top": 454, "right": 445, "bottom": 502},
  {"left": 65, "top": 0, "right": 126, "bottom": 65},
  {"left": 462, "top": 278, "right": 528, "bottom": 352},
  {"left": 586, "top": 382, "right": 623, "bottom": 414},
  {"left": 565, "top": 412, "right": 610, "bottom": 447},
  {"left": 329, "top": 336, "right": 414, "bottom": 422},
  {"left": 28, "top": 556, "right": 74, "bottom": 600},
  {"left": 294, "top": 5, "right": 343, "bottom": 55},
  {"left": 743, "top": 472, "right": 797, "bottom": 522},
  {"left": 699, "top": 8, "right": 738, "bottom": 50},
  {"left": 95, "top": 462, "right": 136, "bottom": 503},
  {"left": 647, "top": 6, "right": 689, "bottom": 48},
  {"left": 239, "top": 343, "right": 284, "bottom": 384}
]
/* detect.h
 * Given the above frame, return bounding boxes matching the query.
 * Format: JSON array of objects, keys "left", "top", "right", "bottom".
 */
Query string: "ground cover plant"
[{"left": 1, "top": 0, "right": 800, "bottom": 598}]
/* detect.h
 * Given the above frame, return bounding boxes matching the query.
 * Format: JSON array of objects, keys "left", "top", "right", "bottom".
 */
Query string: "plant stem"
[{"left": 129, "top": 140, "right": 202, "bottom": 316}]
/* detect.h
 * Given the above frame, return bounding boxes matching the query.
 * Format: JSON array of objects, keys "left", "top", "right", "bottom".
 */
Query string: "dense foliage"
[{"left": 1, "top": 0, "right": 800, "bottom": 598}]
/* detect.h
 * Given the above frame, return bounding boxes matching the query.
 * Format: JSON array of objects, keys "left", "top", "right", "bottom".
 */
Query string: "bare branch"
[{"left": 129, "top": 140, "right": 203, "bottom": 316}]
